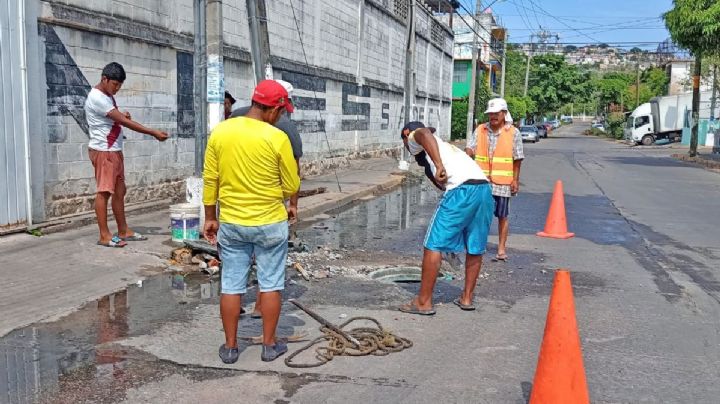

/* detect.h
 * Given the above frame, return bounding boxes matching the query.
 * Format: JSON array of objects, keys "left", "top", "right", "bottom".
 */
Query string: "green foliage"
[
  {"left": 643, "top": 67, "right": 669, "bottom": 96},
  {"left": 27, "top": 228, "right": 43, "bottom": 237},
  {"left": 664, "top": 0, "right": 720, "bottom": 56},
  {"left": 451, "top": 97, "right": 469, "bottom": 140},
  {"left": 503, "top": 50, "right": 530, "bottom": 99},
  {"left": 606, "top": 112, "right": 627, "bottom": 139},
  {"left": 527, "top": 54, "right": 589, "bottom": 116},
  {"left": 474, "top": 79, "right": 492, "bottom": 124},
  {"left": 505, "top": 96, "right": 535, "bottom": 122}
]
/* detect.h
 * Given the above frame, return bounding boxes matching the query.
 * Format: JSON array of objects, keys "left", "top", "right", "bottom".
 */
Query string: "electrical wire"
[{"left": 287, "top": 0, "right": 342, "bottom": 192}]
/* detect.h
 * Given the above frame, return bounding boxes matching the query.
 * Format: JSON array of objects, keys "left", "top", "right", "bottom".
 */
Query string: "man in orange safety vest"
[{"left": 465, "top": 98, "right": 524, "bottom": 262}]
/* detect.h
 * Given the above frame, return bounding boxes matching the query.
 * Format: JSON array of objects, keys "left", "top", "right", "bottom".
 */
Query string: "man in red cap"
[{"left": 203, "top": 80, "right": 300, "bottom": 363}]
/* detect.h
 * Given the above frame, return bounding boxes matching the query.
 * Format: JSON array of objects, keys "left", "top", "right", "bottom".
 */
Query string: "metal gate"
[{"left": 0, "top": 0, "right": 30, "bottom": 232}]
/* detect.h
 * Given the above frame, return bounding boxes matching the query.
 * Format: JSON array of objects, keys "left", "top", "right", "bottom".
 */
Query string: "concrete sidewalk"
[{"left": 0, "top": 157, "right": 408, "bottom": 338}]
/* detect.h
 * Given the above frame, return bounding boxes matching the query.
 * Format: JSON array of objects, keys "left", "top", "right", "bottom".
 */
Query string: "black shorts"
[{"left": 493, "top": 195, "right": 510, "bottom": 219}]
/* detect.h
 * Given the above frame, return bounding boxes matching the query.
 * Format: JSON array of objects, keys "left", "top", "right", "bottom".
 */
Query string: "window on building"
[{"left": 453, "top": 64, "right": 467, "bottom": 83}]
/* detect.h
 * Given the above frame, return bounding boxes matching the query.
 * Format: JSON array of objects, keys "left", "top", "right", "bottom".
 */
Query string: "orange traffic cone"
[
  {"left": 529, "top": 270, "right": 589, "bottom": 404},
  {"left": 537, "top": 180, "right": 575, "bottom": 239}
]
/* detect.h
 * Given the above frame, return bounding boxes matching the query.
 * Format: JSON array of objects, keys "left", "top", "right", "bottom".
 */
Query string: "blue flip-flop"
[
  {"left": 117, "top": 232, "right": 148, "bottom": 241},
  {"left": 98, "top": 235, "right": 127, "bottom": 248}
]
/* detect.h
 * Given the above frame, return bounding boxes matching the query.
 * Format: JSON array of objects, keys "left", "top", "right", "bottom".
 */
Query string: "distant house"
[{"left": 441, "top": 11, "right": 505, "bottom": 100}]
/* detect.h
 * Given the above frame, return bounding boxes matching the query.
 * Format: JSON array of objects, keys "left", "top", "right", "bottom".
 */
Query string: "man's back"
[{"left": 203, "top": 117, "right": 300, "bottom": 226}]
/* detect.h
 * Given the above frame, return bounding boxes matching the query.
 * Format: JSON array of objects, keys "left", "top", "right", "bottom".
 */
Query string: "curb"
[
  {"left": 671, "top": 153, "right": 720, "bottom": 173},
  {"left": 298, "top": 174, "right": 408, "bottom": 223},
  {"left": 33, "top": 171, "right": 412, "bottom": 235}
]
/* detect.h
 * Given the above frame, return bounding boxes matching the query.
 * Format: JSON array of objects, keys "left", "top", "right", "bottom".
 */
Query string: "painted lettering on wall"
[{"left": 341, "top": 83, "right": 371, "bottom": 131}]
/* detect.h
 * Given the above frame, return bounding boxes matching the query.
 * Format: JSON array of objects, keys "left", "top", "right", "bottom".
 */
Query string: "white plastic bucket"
[
  {"left": 185, "top": 177, "right": 205, "bottom": 231},
  {"left": 170, "top": 203, "right": 201, "bottom": 242}
]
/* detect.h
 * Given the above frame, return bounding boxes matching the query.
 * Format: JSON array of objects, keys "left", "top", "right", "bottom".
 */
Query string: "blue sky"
[{"left": 457, "top": 0, "right": 674, "bottom": 49}]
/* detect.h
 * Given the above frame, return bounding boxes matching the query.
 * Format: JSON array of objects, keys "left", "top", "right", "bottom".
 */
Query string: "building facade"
[{"left": 0, "top": 0, "right": 453, "bottom": 231}]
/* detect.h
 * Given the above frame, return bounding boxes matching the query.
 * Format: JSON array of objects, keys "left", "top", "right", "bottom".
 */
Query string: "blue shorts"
[
  {"left": 424, "top": 183, "right": 494, "bottom": 255},
  {"left": 493, "top": 195, "right": 510, "bottom": 218},
  {"left": 218, "top": 221, "right": 288, "bottom": 294}
]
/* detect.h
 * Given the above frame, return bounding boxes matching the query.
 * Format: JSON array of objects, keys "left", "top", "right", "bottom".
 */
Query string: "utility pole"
[
  {"left": 466, "top": 0, "right": 482, "bottom": 137},
  {"left": 205, "top": 0, "right": 224, "bottom": 137},
  {"left": 523, "top": 34, "right": 533, "bottom": 97},
  {"left": 402, "top": 0, "right": 416, "bottom": 162},
  {"left": 710, "top": 65, "right": 717, "bottom": 121},
  {"left": 193, "top": 0, "right": 207, "bottom": 176},
  {"left": 689, "top": 53, "right": 702, "bottom": 156},
  {"left": 500, "top": 30, "right": 507, "bottom": 98},
  {"left": 635, "top": 62, "right": 641, "bottom": 108},
  {"left": 247, "top": 0, "right": 272, "bottom": 83}
]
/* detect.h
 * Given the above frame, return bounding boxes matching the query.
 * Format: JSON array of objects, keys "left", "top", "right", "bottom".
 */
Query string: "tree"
[
  {"left": 599, "top": 43, "right": 609, "bottom": 49},
  {"left": 643, "top": 67, "right": 669, "bottom": 97},
  {"left": 564, "top": 45, "right": 578, "bottom": 53},
  {"left": 526, "top": 54, "right": 589, "bottom": 116},
  {"left": 630, "top": 47, "right": 643, "bottom": 54},
  {"left": 451, "top": 97, "right": 469, "bottom": 140},
  {"left": 502, "top": 50, "right": 530, "bottom": 100},
  {"left": 664, "top": 0, "right": 720, "bottom": 156}
]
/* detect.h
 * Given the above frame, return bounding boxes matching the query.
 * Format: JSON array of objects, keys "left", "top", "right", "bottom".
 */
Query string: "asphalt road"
[{"left": 3, "top": 123, "right": 720, "bottom": 403}]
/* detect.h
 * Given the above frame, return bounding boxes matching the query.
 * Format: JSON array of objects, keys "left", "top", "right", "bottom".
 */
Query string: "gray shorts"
[{"left": 218, "top": 221, "right": 288, "bottom": 294}]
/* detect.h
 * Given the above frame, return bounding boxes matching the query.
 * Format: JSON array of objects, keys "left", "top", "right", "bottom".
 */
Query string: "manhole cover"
[{"left": 368, "top": 267, "right": 447, "bottom": 284}]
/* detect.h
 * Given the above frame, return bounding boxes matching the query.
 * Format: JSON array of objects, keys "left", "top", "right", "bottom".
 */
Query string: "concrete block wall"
[
  {"left": 267, "top": 0, "right": 453, "bottom": 157},
  {"left": 38, "top": 0, "right": 197, "bottom": 218},
  {"left": 32, "top": 0, "right": 452, "bottom": 220},
  {"left": 223, "top": 0, "right": 252, "bottom": 50}
]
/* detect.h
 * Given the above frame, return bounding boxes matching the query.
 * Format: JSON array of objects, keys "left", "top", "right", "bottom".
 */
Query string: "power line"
[
  {"left": 511, "top": 0, "right": 604, "bottom": 44},
  {"left": 287, "top": 0, "right": 342, "bottom": 192}
]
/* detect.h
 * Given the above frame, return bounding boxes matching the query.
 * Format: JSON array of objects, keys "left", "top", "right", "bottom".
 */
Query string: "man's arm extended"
[{"left": 107, "top": 109, "right": 168, "bottom": 141}]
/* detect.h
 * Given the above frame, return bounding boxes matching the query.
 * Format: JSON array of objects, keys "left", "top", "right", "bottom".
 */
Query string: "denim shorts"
[
  {"left": 424, "top": 183, "right": 494, "bottom": 255},
  {"left": 217, "top": 221, "right": 288, "bottom": 294}
]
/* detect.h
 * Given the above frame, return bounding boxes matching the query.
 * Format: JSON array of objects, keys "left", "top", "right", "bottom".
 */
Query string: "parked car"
[
  {"left": 536, "top": 124, "right": 548, "bottom": 138},
  {"left": 591, "top": 123, "right": 606, "bottom": 132},
  {"left": 520, "top": 125, "right": 539, "bottom": 143},
  {"left": 561, "top": 116, "right": 574, "bottom": 124},
  {"left": 543, "top": 123, "right": 553, "bottom": 134},
  {"left": 549, "top": 120, "right": 560, "bottom": 129}
]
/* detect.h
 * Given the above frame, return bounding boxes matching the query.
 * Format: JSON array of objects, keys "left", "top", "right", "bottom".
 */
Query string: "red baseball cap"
[{"left": 252, "top": 80, "right": 294, "bottom": 113}]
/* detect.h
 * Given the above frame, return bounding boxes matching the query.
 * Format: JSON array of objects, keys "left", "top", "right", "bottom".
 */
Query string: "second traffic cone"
[
  {"left": 537, "top": 180, "right": 575, "bottom": 239},
  {"left": 529, "top": 270, "right": 589, "bottom": 404}
]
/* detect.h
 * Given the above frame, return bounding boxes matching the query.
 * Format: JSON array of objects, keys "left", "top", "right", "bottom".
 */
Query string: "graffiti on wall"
[
  {"left": 40, "top": 24, "right": 91, "bottom": 142},
  {"left": 176, "top": 52, "right": 195, "bottom": 138},
  {"left": 280, "top": 70, "right": 446, "bottom": 134},
  {"left": 39, "top": 24, "right": 194, "bottom": 142}
]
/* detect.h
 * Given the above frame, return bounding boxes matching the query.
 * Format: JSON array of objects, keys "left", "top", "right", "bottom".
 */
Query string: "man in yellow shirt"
[{"left": 203, "top": 80, "right": 300, "bottom": 363}]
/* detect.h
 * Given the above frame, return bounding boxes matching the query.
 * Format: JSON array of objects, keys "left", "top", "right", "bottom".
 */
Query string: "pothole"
[{"left": 368, "top": 266, "right": 448, "bottom": 284}]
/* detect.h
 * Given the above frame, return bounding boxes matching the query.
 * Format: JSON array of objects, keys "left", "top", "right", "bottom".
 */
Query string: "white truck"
[{"left": 625, "top": 91, "right": 712, "bottom": 145}]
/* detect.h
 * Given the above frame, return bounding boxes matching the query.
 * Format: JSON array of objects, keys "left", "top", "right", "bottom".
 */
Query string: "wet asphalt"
[{"left": 3, "top": 125, "right": 720, "bottom": 403}]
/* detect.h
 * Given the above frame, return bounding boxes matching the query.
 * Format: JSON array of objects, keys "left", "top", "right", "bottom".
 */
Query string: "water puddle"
[
  {"left": 0, "top": 273, "right": 221, "bottom": 404},
  {"left": 297, "top": 180, "right": 441, "bottom": 252}
]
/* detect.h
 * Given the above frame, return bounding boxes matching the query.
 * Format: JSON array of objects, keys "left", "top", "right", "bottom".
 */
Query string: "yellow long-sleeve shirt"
[{"left": 202, "top": 116, "right": 300, "bottom": 226}]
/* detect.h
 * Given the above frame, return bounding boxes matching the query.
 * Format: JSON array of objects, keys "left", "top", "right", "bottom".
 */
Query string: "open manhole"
[{"left": 369, "top": 267, "right": 449, "bottom": 284}]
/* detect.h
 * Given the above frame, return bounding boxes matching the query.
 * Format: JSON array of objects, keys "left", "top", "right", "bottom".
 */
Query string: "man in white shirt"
[
  {"left": 398, "top": 122, "right": 495, "bottom": 315},
  {"left": 84, "top": 62, "right": 169, "bottom": 248}
]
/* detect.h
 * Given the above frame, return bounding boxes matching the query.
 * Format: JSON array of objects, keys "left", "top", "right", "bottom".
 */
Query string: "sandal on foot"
[
  {"left": 98, "top": 236, "right": 127, "bottom": 248},
  {"left": 398, "top": 302, "right": 436, "bottom": 316},
  {"left": 250, "top": 311, "right": 262, "bottom": 319},
  {"left": 453, "top": 298, "right": 476, "bottom": 311},
  {"left": 117, "top": 232, "right": 148, "bottom": 241},
  {"left": 493, "top": 253, "right": 508, "bottom": 262}
]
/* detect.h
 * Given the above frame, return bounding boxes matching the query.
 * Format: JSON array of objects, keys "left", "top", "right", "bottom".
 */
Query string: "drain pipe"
[{"left": 19, "top": 0, "right": 33, "bottom": 228}]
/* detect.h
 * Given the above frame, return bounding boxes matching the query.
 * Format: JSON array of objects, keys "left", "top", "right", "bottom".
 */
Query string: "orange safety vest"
[{"left": 475, "top": 124, "right": 514, "bottom": 185}]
